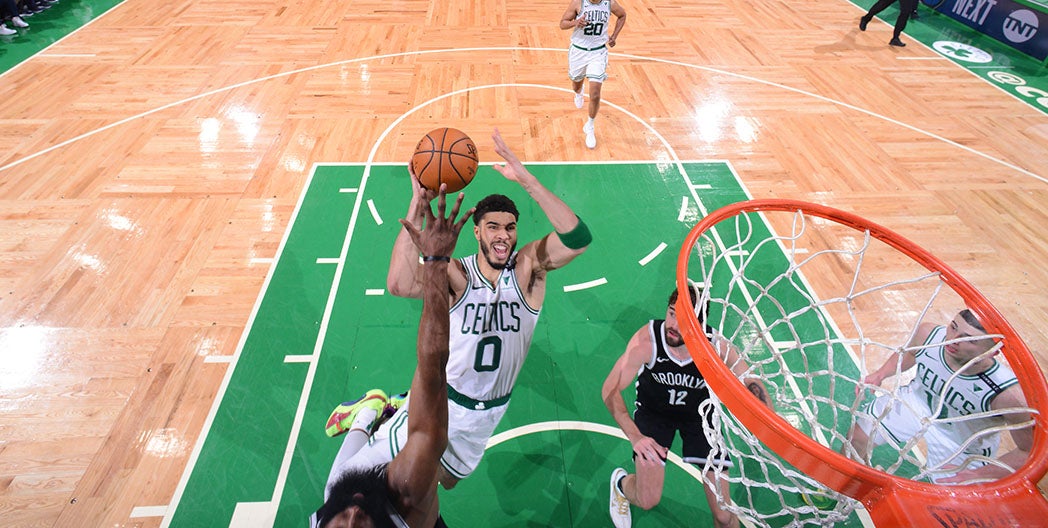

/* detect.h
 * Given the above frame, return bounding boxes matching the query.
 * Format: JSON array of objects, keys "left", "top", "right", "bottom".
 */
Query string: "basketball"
[{"left": 410, "top": 128, "right": 478, "bottom": 193}]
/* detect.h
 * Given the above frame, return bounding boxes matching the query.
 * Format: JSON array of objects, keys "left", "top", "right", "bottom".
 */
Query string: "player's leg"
[
  {"left": 610, "top": 410, "right": 674, "bottom": 527},
  {"left": 581, "top": 49, "right": 608, "bottom": 149},
  {"left": 890, "top": 0, "right": 917, "bottom": 46},
  {"left": 568, "top": 46, "right": 587, "bottom": 109},
  {"left": 435, "top": 400, "right": 508, "bottom": 490},
  {"left": 324, "top": 398, "right": 407, "bottom": 499},
  {"left": 623, "top": 450, "right": 665, "bottom": 510},
  {"left": 437, "top": 466, "right": 461, "bottom": 490},
  {"left": 860, "top": 0, "right": 895, "bottom": 30},
  {"left": 703, "top": 475, "right": 740, "bottom": 528},
  {"left": 848, "top": 389, "right": 922, "bottom": 464},
  {"left": 683, "top": 410, "right": 737, "bottom": 528}
]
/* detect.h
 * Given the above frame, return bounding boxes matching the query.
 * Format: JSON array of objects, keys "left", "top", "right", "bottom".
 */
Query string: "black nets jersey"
[{"left": 635, "top": 319, "right": 712, "bottom": 418}]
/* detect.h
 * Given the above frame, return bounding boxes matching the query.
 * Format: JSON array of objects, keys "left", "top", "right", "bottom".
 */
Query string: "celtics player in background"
[
  {"left": 560, "top": 0, "right": 626, "bottom": 149},
  {"left": 847, "top": 309, "right": 1032, "bottom": 483},
  {"left": 323, "top": 128, "right": 591, "bottom": 493},
  {"left": 602, "top": 285, "right": 770, "bottom": 528}
]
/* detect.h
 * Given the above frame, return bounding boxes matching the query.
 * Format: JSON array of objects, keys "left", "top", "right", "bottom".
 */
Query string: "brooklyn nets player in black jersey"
[{"left": 602, "top": 285, "right": 770, "bottom": 528}]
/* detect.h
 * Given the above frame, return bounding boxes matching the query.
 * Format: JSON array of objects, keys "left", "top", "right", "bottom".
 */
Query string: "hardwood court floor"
[{"left": 1, "top": 0, "right": 1046, "bottom": 526}]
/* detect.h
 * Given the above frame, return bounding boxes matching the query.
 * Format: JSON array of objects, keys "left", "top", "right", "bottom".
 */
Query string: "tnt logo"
[{"left": 1003, "top": 9, "right": 1039, "bottom": 43}]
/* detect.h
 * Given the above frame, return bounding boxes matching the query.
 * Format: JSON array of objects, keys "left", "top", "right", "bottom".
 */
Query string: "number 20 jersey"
[
  {"left": 447, "top": 253, "right": 540, "bottom": 402},
  {"left": 571, "top": 0, "right": 611, "bottom": 49}
]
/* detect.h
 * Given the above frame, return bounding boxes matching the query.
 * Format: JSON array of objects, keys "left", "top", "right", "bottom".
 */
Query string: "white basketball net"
[{"left": 685, "top": 207, "right": 1037, "bottom": 527}]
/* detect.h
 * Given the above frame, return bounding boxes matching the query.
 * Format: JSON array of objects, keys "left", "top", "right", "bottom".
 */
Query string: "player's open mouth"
[{"left": 492, "top": 242, "right": 509, "bottom": 259}]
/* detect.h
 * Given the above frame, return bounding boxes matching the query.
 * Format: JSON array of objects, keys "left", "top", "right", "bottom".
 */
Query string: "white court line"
[
  {"left": 487, "top": 421, "right": 701, "bottom": 479},
  {"left": 365, "top": 289, "right": 384, "bottom": 296},
  {"left": 0, "top": 1, "right": 124, "bottom": 80},
  {"left": 316, "top": 258, "right": 340, "bottom": 264},
  {"left": 203, "top": 356, "right": 234, "bottom": 364},
  {"left": 283, "top": 355, "right": 314, "bottom": 363},
  {"left": 160, "top": 166, "right": 323, "bottom": 528},
  {"left": 339, "top": 188, "right": 358, "bottom": 193},
  {"left": 367, "top": 199, "right": 383, "bottom": 225},
  {"left": 2, "top": 47, "right": 1042, "bottom": 185},
  {"left": 691, "top": 183, "right": 713, "bottom": 189},
  {"left": 129, "top": 505, "right": 168, "bottom": 518},
  {"left": 639, "top": 243, "right": 667, "bottom": 266},
  {"left": 563, "top": 277, "right": 608, "bottom": 292},
  {"left": 678, "top": 196, "right": 690, "bottom": 222}
]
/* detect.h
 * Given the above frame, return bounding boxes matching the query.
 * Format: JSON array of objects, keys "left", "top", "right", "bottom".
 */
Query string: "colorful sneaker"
[
  {"left": 609, "top": 467, "right": 631, "bottom": 528},
  {"left": 378, "top": 390, "right": 409, "bottom": 424},
  {"left": 325, "top": 389, "right": 388, "bottom": 437}
]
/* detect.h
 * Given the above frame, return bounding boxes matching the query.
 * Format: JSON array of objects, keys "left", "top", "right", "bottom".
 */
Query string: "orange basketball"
[{"left": 410, "top": 128, "right": 478, "bottom": 193}]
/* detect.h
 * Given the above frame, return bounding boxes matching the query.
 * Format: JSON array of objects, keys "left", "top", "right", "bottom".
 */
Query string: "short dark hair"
[
  {"left": 668, "top": 285, "right": 697, "bottom": 307},
  {"left": 959, "top": 309, "right": 986, "bottom": 333},
  {"left": 668, "top": 284, "right": 707, "bottom": 323},
  {"left": 311, "top": 464, "right": 395, "bottom": 528},
  {"left": 473, "top": 194, "right": 519, "bottom": 225}
]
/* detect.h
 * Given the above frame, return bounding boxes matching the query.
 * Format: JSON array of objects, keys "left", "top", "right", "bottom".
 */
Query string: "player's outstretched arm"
[
  {"left": 602, "top": 327, "right": 668, "bottom": 463},
  {"left": 862, "top": 322, "right": 931, "bottom": 392},
  {"left": 387, "top": 165, "right": 429, "bottom": 299},
  {"left": 387, "top": 186, "right": 473, "bottom": 523},
  {"left": 491, "top": 129, "right": 591, "bottom": 271}
]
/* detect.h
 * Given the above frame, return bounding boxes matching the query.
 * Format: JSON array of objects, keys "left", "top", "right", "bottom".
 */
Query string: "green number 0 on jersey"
[{"left": 473, "top": 335, "right": 503, "bottom": 372}]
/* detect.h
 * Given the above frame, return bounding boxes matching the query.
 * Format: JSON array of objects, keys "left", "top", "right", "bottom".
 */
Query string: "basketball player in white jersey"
[
  {"left": 560, "top": 0, "right": 626, "bottom": 149},
  {"left": 323, "top": 129, "right": 591, "bottom": 495},
  {"left": 847, "top": 309, "right": 1033, "bottom": 484},
  {"left": 602, "top": 285, "right": 770, "bottom": 528}
]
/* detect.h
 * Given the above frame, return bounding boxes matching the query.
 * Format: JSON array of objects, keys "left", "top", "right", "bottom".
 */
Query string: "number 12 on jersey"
[{"left": 668, "top": 389, "right": 688, "bottom": 406}]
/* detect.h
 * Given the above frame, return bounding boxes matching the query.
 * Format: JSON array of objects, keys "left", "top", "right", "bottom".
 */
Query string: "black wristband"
[{"left": 422, "top": 255, "right": 451, "bottom": 262}]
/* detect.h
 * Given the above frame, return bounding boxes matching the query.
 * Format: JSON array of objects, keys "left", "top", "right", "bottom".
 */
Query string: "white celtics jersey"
[
  {"left": 909, "top": 325, "right": 1018, "bottom": 450},
  {"left": 447, "top": 253, "right": 540, "bottom": 402},
  {"left": 571, "top": 0, "right": 612, "bottom": 50}
]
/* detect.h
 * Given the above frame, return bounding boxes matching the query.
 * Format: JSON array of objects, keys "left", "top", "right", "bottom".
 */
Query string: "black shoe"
[
  {"left": 859, "top": 16, "right": 870, "bottom": 31},
  {"left": 889, "top": 37, "right": 906, "bottom": 47},
  {"left": 911, "top": 9, "right": 919, "bottom": 18}
]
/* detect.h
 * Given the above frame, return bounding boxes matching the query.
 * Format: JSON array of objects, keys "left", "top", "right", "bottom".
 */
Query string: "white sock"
[
  {"left": 350, "top": 406, "right": 378, "bottom": 433},
  {"left": 324, "top": 407, "right": 379, "bottom": 499}
]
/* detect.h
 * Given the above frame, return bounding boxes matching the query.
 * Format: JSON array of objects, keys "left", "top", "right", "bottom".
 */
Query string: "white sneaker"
[
  {"left": 0, "top": 24, "right": 15, "bottom": 36},
  {"left": 574, "top": 91, "right": 584, "bottom": 109},
  {"left": 583, "top": 120, "right": 596, "bottom": 149},
  {"left": 11, "top": 16, "right": 28, "bottom": 28},
  {"left": 609, "top": 468, "right": 631, "bottom": 528}
]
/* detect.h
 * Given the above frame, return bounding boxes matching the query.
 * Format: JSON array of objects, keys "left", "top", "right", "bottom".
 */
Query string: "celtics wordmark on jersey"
[
  {"left": 571, "top": 0, "right": 611, "bottom": 49},
  {"left": 911, "top": 325, "right": 1018, "bottom": 438},
  {"left": 447, "top": 253, "right": 540, "bottom": 403}
]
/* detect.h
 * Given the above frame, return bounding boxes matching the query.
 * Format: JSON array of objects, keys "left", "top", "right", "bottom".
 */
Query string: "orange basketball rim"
[{"left": 675, "top": 199, "right": 1048, "bottom": 526}]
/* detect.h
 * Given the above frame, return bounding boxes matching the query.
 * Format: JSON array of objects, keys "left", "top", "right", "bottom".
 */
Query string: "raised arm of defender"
[{"left": 386, "top": 186, "right": 473, "bottom": 525}]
